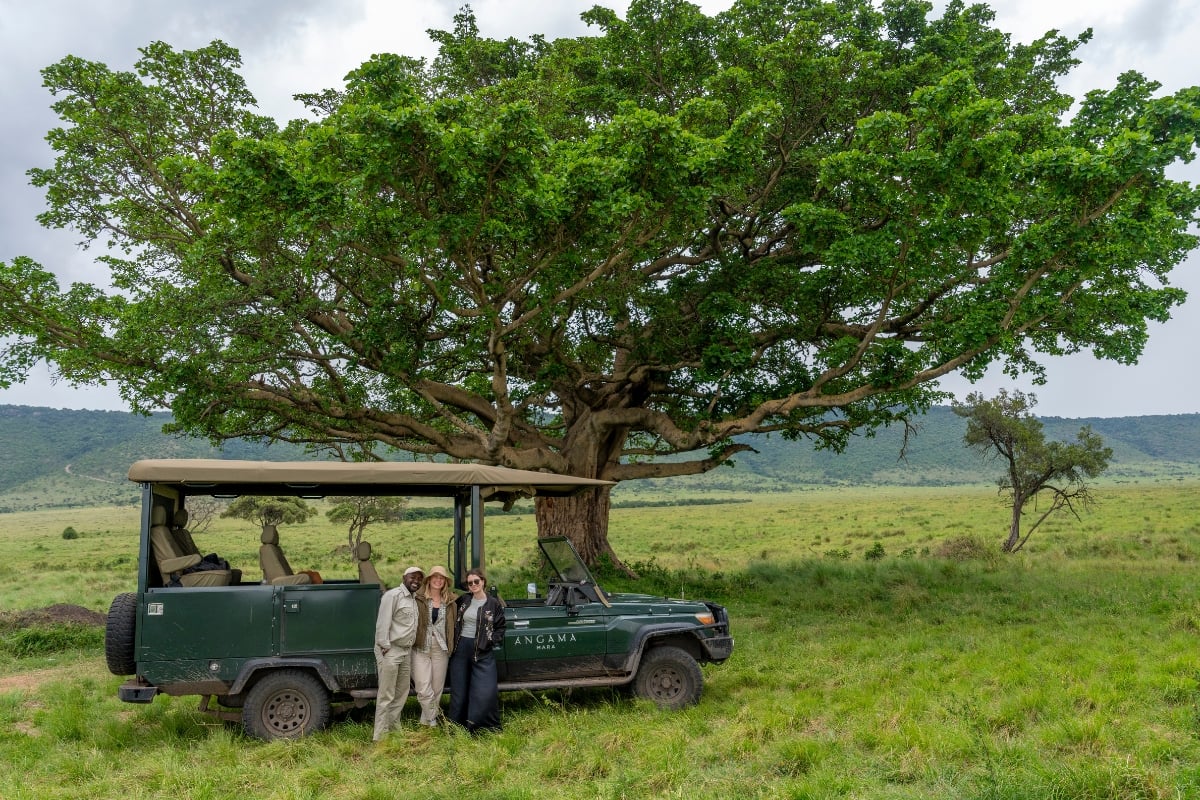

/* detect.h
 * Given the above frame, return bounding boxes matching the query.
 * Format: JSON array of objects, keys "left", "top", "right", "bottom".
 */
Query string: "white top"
[{"left": 460, "top": 597, "right": 486, "bottom": 640}]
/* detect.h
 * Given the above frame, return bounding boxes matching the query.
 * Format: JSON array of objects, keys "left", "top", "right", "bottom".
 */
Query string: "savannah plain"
[{"left": 2, "top": 478, "right": 1200, "bottom": 798}]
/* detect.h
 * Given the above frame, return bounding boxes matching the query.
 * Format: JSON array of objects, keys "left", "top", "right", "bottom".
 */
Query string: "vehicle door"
[
  {"left": 502, "top": 593, "right": 612, "bottom": 681},
  {"left": 499, "top": 537, "right": 614, "bottom": 681}
]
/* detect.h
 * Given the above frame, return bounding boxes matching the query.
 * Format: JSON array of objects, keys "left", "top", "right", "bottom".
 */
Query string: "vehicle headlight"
[{"left": 694, "top": 612, "right": 715, "bottom": 625}]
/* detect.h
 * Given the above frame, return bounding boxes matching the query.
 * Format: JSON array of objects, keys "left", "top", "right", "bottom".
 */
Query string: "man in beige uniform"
[{"left": 373, "top": 565, "right": 423, "bottom": 740}]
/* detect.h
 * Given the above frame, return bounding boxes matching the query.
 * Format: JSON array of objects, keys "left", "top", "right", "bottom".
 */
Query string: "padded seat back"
[
  {"left": 171, "top": 509, "right": 200, "bottom": 556},
  {"left": 149, "top": 506, "right": 194, "bottom": 585},
  {"left": 175, "top": 509, "right": 241, "bottom": 584},
  {"left": 150, "top": 506, "right": 231, "bottom": 587},
  {"left": 355, "top": 541, "right": 384, "bottom": 592},
  {"left": 259, "top": 525, "right": 310, "bottom": 585}
]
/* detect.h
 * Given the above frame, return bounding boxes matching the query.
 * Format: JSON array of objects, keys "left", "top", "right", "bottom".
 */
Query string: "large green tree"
[{"left": 2, "top": 1, "right": 1199, "bottom": 567}]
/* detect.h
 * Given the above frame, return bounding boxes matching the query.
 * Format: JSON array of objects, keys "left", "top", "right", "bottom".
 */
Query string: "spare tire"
[{"left": 104, "top": 593, "right": 138, "bottom": 676}]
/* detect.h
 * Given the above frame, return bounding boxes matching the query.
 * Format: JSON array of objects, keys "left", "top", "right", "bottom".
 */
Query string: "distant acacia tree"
[
  {"left": 953, "top": 390, "right": 1112, "bottom": 553},
  {"left": 221, "top": 496, "right": 317, "bottom": 528},
  {"left": 326, "top": 496, "right": 407, "bottom": 555},
  {"left": 184, "top": 496, "right": 226, "bottom": 534}
]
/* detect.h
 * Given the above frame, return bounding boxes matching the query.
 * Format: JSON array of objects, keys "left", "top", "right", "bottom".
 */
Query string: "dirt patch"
[
  {"left": 2, "top": 604, "right": 106, "bottom": 629},
  {"left": 0, "top": 669, "right": 60, "bottom": 694},
  {"left": 0, "top": 606, "right": 108, "bottom": 699}
]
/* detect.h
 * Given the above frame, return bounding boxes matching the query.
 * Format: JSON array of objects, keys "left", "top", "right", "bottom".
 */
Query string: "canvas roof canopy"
[{"left": 128, "top": 459, "right": 613, "bottom": 501}]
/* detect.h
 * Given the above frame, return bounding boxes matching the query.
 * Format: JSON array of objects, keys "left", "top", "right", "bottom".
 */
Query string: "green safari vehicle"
[{"left": 104, "top": 459, "right": 734, "bottom": 739}]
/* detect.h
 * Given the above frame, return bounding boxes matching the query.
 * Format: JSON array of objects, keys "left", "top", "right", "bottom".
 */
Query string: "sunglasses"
[{"left": 466, "top": 578, "right": 483, "bottom": 586}]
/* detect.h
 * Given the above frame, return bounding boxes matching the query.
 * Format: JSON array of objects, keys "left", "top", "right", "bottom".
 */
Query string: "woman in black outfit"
[{"left": 448, "top": 568, "right": 506, "bottom": 733}]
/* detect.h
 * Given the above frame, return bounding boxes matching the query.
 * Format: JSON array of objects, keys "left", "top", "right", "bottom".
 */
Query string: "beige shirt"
[{"left": 375, "top": 584, "right": 418, "bottom": 651}]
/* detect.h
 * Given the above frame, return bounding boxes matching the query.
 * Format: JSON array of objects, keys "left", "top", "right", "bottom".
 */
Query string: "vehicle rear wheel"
[
  {"left": 104, "top": 593, "right": 138, "bottom": 676},
  {"left": 633, "top": 646, "right": 703, "bottom": 709},
  {"left": 242, "top": 670, "right": 330, "bottom": 740}
]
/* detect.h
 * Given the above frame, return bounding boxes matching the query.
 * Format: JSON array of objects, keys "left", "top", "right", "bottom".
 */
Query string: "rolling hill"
[
  {"left": 0, "top": 406, "right": 310, "bottom": 511},
  {"left": 1, "top": 404, "right": 1198, "bottom": 511}
]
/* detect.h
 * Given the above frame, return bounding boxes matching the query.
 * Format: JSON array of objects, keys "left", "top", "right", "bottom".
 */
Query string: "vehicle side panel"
[
  {"left": 279, "top": 584, "right": 379, "bottom": 689},
  {"left": 136, "top": 584, "right": 379, "bottom": 690},
  {"left": 279, "top": 584, "right": 378, "bottom": 654},
  {"left": 502, "top": 602, "right": 611, "bottom": 680}
]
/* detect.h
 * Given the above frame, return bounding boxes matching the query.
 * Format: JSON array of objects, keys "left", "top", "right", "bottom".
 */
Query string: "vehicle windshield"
[{"left": 538, "top": 537, "right": 596, "bottom": 583}]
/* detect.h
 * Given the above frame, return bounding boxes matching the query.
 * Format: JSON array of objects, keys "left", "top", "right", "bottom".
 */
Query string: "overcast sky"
[{"left": 1, "top": 0, "right": 1196, "bottom": 418}]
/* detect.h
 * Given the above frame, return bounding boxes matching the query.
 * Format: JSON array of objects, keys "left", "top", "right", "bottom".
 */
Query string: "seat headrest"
[
  {"left": 173, "top": 509, "right": 189, "bottom": 527},
  {"left": 261, "top": 524, "right": 279, "bottom": 545},
  {"left": 151, "top": 506, "right": 168, "bottom": 526},
  {"left": 355, "top": 541, "right": 372, "bottom": 560}
]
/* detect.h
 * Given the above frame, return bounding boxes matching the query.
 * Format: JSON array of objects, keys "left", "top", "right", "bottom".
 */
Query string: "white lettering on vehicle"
[{"left": 510, "top": 632, "right": 577, "bottom": 651}]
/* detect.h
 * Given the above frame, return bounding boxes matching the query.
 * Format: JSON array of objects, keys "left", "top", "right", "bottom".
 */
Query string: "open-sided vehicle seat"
[
  {"left": 173, "top": 509, "right": 241, "bottom": 583},
  {"left": 259, "top": 524, "right": 311, "bottom": 585},
  {"left": 355, "top": 541, "right": 384, "bottom": 592},
  {"left": 149, "top": 506, "right": 231, "bottom": 587}
]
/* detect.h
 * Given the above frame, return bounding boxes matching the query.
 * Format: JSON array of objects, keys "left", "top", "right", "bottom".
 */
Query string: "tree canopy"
[
  {"left": 221, "top": 496, "right": 317, "bottom": 529},
  {"left": 953, "top": 389, "right": 1112, "bottom": 552},
  {"left": 2, "top": 0, "right": 1199, "bottom": 566}
]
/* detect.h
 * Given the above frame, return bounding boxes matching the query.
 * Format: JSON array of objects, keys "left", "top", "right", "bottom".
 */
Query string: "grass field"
[{"left": 2, "top": 483, "right": 1200, "bottom": 798}]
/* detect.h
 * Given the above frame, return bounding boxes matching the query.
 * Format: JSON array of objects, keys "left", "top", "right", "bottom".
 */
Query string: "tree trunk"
[
  {"left": 535, "top": 487, "right": 633, "bottom": 575},
  {"left": 1004, "top": 503, "right": 1022, "bottom": 553}
]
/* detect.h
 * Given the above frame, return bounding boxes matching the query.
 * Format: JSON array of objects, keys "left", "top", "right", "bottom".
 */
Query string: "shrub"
[
  {"left": 865, "top": 542, "right": 886, "bottom": 560},
  {"left": 934, "top": 536, "right": 995, "bottom": 562},
  {"left": 61, "top": 526, "right": 79, "bottom": 540}
]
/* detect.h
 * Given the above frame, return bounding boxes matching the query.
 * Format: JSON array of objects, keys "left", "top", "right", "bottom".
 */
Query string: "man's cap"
[{"left": 403, "top": 566, "right": 424, "bottom": 577}]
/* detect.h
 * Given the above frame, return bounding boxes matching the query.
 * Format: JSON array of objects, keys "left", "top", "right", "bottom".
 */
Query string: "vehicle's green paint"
[{"left": 136, "top": 583, "right": 378, "bottom": 687}]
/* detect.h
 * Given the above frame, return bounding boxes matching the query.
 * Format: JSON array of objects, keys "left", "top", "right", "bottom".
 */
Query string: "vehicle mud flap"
[{"left": 118, "top": 678, "right": 158, "bottom": 703}]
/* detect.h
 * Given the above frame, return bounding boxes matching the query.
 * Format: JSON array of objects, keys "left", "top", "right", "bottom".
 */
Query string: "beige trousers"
[
  {"left": 373, "top": 649, "right": 412, "bottom": 740},
  {"left": 411, "top": 646, "right": 450, "bottom": 725}
]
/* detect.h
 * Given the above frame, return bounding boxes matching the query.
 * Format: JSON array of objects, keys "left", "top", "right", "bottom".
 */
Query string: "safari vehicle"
[{"left": 105, "top": 459, "right": 734, "bottom": 740}]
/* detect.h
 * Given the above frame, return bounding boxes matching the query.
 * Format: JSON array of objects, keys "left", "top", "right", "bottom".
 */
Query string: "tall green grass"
[{"left": 2, "top": 483, "right": 1200, "bottom": 797}]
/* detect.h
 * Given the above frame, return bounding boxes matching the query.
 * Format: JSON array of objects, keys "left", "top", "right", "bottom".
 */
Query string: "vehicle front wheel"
[
  {"left": 242, "top": 670, "right": 330, "bottom": 740},
  {"left": 633, "top": 646, "right": 703, "bottom": 710}
]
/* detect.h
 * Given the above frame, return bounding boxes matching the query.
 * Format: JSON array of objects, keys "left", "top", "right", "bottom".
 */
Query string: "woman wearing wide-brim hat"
[{"left": 412, "top": 565, "right": 458, "bottom": 726}]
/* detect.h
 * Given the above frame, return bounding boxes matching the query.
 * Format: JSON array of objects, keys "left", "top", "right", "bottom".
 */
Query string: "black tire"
[
  {"left": 633, "top": 646, "right": 703, "bottom": 710},
  {"left": 242, "top": 670, "right": 330, "bottom": 741},
  {"left": 104, "top": 593, "right": 138, "bottom": 676}
]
